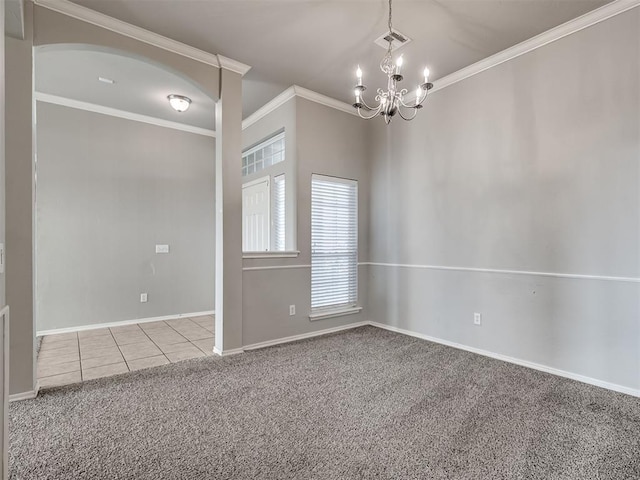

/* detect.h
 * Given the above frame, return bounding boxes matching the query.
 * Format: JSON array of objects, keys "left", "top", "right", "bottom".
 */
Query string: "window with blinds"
[
  {"left": 273, "top": 174, "right": 286, "bottom": 251},
  {"left": 311, "top": 175, "right": 358, "bottom": 311}
]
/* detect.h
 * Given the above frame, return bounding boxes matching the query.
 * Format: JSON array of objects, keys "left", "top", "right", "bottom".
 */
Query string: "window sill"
[
  {"left": 243, "top": 251, "right": 300, "bottom": 259},
  {"left": 309, "top": 306, "right": 363, "bottom": 321}
]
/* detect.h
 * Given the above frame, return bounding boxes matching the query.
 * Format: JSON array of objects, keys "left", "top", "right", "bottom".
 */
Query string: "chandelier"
[{"left": 352, "top": 0, "right": 433, "bottom": 123}]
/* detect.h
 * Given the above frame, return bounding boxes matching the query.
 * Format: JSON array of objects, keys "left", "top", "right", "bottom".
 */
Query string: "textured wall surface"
[
  {"left": 368, "top": 9, "right": 640, "bottom": 391},
  {"left": 241, "top": 97, "right": 371, "bottom": 346},
  {"left": 6, "top": 2, "right": 36, "bottom": 395},
  {"left": 36, "top": 102, "right": 216, "bottom": 332}
]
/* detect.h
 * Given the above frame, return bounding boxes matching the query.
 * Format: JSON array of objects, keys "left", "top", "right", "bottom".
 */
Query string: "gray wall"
[
  {"left": 241, "top": 97, "right": 370, "bottom": 345},
  {"left": 36, "top": 102, "right": 215, "bottom": 332},
  {"left": 0, "top": 0, "right": 5, "bottom": 308},
  {"left": 368, "top": 9, "right": 640, "bottom": 391},
  {"left": 5, "top": 3, "right": 225, "bottom": 396},
  {"left": 242, "top": 98, "right": 297, "bottom": 251},
  {"left": 5, "top": 0, "right": 35, "bottom": 395}
]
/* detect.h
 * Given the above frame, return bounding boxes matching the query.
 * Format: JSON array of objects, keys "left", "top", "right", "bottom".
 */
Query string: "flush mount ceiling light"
[
  {"left": 352, "top": 0, "right": 433, "bottom": 124},
  {"left": 167, "top": 94, "right": 191, "bottom": 112}
]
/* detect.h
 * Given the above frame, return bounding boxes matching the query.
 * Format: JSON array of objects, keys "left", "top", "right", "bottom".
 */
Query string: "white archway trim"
[
  {"left": 32, "top": 0, "right": 251, "bottom": 75},
  {"left": 35, "top": 92, "right": 216, "bottom": 137}
]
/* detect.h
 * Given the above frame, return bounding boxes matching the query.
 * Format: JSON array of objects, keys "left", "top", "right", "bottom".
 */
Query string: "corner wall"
[
  {"left": 368, "top": 8, "right": 640, "bottom": 392},
  {"left": 5, "top": 2, "right": 229, "bottom": 396},
  {"left": 35, "top": 102, "right": 216, "bottom": 332},
  {"left": 0, "top": 0, "right": 6, "bottom": 308},
  {"left": 241, "top": 97, "right": 370, "bottom": 346},
  {"left": 5, "top": 1, "right": 35, "bottom": 396}
]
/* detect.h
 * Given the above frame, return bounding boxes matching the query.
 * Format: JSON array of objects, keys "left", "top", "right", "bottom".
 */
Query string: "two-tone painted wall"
[{"left": 368, "top": 8, "right": 640, "bottom": 393}]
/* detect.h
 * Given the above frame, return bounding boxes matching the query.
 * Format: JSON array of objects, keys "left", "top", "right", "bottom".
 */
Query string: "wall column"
[
  {"left": 5, "top": 1, "right": 35, "bottom": 396},
  {"left": 214, "top": 68, "right": 243, "bottom": 353}
]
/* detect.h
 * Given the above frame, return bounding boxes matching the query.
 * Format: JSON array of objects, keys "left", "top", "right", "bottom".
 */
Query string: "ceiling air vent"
[{"left": 374, "top": 29, "right": 412, "bottom": 51}]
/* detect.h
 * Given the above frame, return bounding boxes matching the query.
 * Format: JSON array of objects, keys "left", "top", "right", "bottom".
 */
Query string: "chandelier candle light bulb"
[
  {"left": 395, "top": 55, "right": 403, "bottom": 74},
  {"left": 351, "top": 0, "right": 433, "bottom": 123}
]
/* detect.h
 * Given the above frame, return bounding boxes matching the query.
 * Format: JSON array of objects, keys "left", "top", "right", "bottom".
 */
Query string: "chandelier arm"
[
  {"left": 357, "top": 105, "right": 383, "bottom": 120},
  {"left": 397, "top": 106, "right": 419, "bottom": 121},
  {"left": 358, "top": 95, "right": 379, "bottom": 111},
  {"left": 415, "top": 90, "right": 428, "bottom": 107},
  {"left": 398, "top": 95, "right": 421, "bottom": 109},
  {"left": 416, "top": 83, "right": 434, "bottom": 106}
]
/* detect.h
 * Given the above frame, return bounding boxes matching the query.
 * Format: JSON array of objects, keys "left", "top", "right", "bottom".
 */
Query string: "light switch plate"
[
  {"left": 140, "top": 293, "right": 148, "bottom": 303},
  {"left": 155, "top": 244, "right": 170, "bottom": 254}
]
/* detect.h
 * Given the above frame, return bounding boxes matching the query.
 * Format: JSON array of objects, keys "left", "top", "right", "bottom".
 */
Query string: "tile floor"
[{"left": 37, "top": 315, "right": 215, "bottom": 389}]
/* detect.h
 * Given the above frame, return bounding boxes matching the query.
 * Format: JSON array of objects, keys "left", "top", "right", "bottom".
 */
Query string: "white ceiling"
[
  {"left": 70, "top": 0, "right": 611, "bottom": 118},
  {"left": 35, "top": 45, "right": 217, "bottom": 130}
]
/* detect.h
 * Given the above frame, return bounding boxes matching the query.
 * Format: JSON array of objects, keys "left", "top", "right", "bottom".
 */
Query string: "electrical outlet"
[
  {"left": 474, "top": 312, "right": 482, "bottom": 325},
  {"left": 140, "top": 293, "right": 148, "bottom": 303},
  {"left": 289, "top": 305, "right": 296, "bottom": 316}
]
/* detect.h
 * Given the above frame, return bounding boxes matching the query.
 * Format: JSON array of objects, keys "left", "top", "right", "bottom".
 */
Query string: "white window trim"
[
  {"left": 242, "top": 175, "right": 270, "bottom": 189},
  {"left": 243, "top": 131, "right": 285, "bottom": 158},
  {"left": 243, "top": 251, "right": 300, "bottom": 259},
  {"left": 308, "top": 306, "right": 363, "bottom": 322},
  {"left": 242, "top": 131, "right": 285, "bottom": 178}
]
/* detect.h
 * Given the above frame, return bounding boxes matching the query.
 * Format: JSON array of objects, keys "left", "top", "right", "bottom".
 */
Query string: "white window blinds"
[
  {"left": 273, "top": 174, "right": 286, "bottom": 251},
  {"left": 311, "top": 175, "right": 358, "bottom": 311}
]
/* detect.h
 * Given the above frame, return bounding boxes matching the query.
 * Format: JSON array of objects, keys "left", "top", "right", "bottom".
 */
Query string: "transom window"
[
  {"left": 242, "top": 132, "right": 287, "bottom": 252},
  {"left": 242, "top": 132, "right": 285, "bottom": 177}
]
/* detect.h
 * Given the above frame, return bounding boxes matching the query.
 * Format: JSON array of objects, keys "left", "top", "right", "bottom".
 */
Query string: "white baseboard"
[
  {"left": 37, "top": 311, "right": 215, "bottom": 336},
  {"left": 242, "top": 321, "right": 370, "bottom": 351},
  {"left": 370, "top": 321, "right": 640, "bottom": 398},
  {"left": 33, "top": 314, "right": 638, "bottom": 398},
  {"left": 213, "top": 321, "right": 370, "bottom": 355},
  {"left": 212, "top": 346, "right": 244, "bottom": 357},
  {"left": 10, "top": 381, "right": 40, "bottom": 402}
]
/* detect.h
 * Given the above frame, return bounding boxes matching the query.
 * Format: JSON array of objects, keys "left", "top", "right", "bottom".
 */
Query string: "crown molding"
[
  {"left": 246, "top": 0, "right": 638, "bottom": 118},
  {"left": 242, "top": 86, "right": 297, "bottom": 130},
  {"left": 32, "top": 0, "right": 247, "bottom": 74},
  {"left": 242, "top": 85, "right": 356, "bottom": 130},
  {"left": 35, "top": 92, "right": 216, "bottom": 137},
  {"left": 430, "top": 0, "right": 640, "bottom": 94},
  {"left": 217, "top": 55, "right": 251, "bottom": 76},
  {"left": 292, "top": 85, "right": 357, "bottom": 117}
]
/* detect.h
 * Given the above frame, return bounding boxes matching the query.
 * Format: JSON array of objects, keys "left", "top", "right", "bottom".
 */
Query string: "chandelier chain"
[{"left": 388, "top": 0, "right": 393, "bottom": 34}]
